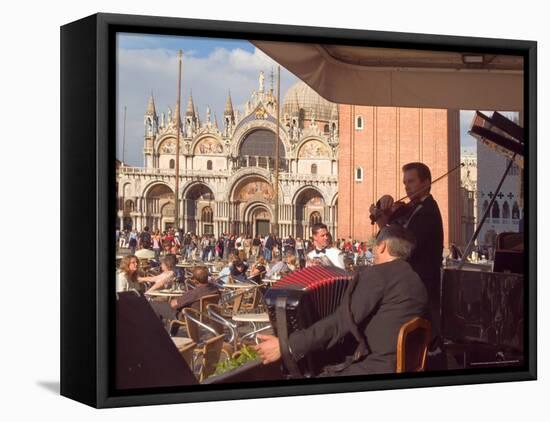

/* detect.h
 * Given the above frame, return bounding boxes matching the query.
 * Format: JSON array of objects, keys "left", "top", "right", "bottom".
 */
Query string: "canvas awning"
[{"left": 251, "top": 41, "right": 524, "bottom": 111}]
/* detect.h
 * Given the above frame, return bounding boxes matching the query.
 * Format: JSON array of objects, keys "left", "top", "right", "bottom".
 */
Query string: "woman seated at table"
[
  {"left": 116, "top": 255, "right": 141, "bottom": 293},
  {"left": 138, "top": 254, "right": 177, "bottom": 294}
]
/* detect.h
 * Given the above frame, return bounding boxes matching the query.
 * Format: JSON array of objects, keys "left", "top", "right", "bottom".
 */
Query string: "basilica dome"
[{"left": 282, "top": 81, "right": 338, "bottom": 122}]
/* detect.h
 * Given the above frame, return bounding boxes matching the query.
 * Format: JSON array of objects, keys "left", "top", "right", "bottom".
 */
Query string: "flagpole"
[
  {"left": 273, "top": 65, "right": 281, "bottom": 237},
  {"left": 122, "top": 105, "right": 127, "bottom": 164},
  {"left": 174, "top": 50, "right": 183, "bottom": 230}
]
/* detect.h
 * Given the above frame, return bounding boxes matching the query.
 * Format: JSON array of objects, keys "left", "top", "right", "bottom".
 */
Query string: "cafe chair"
[
  {"left": 167, "top": 294, "right": 220, "bottom": 336},
  {"left": 396, "top": 317, "right": 432, "bottom": 373},
  {"left": 174, "top": 307, "right": 232, "bottom": 381},
  {"left": 199, "top": 294, "right": 220, "bottom": 322},
  {"left": 171, "top": 338, "right": 196, "bottom": 369},
  {"left": 219, "top": 288, "right": 246, "bottom": 316},
  {"left": 183, "top": 278, "right": 196, "bottom": 291},
  {"left": 197, "top": 335, "right": 226, "bottom": 381},
  {"left": 240, "top": 286, "right": 263, "bottom": 312},
  {"left": 206, "top": 303, "right": 239, "bottom": 348}
]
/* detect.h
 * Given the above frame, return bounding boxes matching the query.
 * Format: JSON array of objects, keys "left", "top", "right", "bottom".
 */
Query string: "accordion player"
[
  {"left": 258, "top": 225, "right": 430, "bottom": 378},
  {"left": 264, "top": 265, "right": 356, "bottom": 378}
]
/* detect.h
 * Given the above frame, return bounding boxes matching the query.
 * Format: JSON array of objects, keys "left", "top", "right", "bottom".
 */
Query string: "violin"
[{"left": 369, "top": 198, "right": 417, "bottom": 226}]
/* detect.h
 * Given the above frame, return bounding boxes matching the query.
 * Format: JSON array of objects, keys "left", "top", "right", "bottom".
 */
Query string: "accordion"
[{"left": 264, "top": 265, "right": 354, "bottom": 378}]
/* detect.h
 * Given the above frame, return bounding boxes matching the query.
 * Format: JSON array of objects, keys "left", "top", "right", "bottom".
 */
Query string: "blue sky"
[
  {"left": 118, "top": 33, "right": 255, "bottom": 56},
  {"left": 116, "top": 33, "right": 299, "bottom": 166},
  {"left": 116, "top": 33, "right": 510, "bottom": 166}
]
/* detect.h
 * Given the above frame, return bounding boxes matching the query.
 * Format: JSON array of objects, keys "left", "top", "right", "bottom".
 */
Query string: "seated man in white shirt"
[{"left": 306, "top": 223, "right": 345, "bottom": 270}]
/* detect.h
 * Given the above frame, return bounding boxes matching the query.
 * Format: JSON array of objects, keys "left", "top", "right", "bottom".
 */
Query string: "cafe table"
[
  {"left": 144, "top": 289, "right": 185, "bottom": 298},
  {"left": 221, "top": 282, "right": 257, "bottom": 289}
]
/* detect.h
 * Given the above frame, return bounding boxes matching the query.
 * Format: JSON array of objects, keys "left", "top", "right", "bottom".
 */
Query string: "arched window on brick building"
[{"left": 355, "top": 166, "right": 363, "bottom": 182}]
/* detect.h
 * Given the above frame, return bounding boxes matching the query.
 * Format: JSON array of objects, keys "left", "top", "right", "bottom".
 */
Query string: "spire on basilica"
[
  {"left": 145, "top": 92, "right": 157, "bottom": 117},
  {"left": 144, "top": 91, "right": 159, "bottom": 138},
  {"left": 259, "top": 70, "right": 265, "bottom": 93},
  {"left": 213, "top": 112, "right": 219, "bottom": 130},
  {"left": 186, "top": 90, "right": 196, "bottom": 117},
  {"left": 224, "top": 90, "right": 234, "bottom": 118},
  {"left": 206, "top": 105, "right": 211, "bottom": 125}
]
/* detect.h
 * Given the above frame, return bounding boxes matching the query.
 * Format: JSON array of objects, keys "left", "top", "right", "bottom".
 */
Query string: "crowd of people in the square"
[{"left": 116, "top": 226, "right": 375, "bottom": 271}]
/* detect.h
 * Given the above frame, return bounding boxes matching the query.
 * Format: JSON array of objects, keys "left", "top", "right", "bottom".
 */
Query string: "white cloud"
[{"left": 117, "top": 44, "right": 298, "bottom": 166}]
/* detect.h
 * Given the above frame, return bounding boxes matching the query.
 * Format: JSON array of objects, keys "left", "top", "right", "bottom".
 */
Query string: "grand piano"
[{"left": 441, "top": 111, "right": 525, "bottom": 369}]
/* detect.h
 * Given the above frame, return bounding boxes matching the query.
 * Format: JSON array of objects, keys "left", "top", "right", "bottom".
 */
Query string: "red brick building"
[{"left": 337, "top": 105, "right": 461, "bottom": 248}]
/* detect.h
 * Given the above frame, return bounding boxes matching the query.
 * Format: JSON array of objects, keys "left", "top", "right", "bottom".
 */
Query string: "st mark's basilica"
[{"left": 117, "top": 71, "right": 340, "bottom": 239}]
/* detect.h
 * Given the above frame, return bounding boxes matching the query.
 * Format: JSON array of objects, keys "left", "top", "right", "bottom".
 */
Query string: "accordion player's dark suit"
[{"left": 288, "top": 259, "right": 429, "bottom": 376}]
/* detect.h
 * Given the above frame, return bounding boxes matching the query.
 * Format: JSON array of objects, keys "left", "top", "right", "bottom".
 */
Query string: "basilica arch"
[
  {"left": 234, "top": 127, "right": 289, "bottom": 172},
  {"left": 182, "top": 182, "right": 215, "bottom": 236},
  {"left": 228, "top": 175, "right": 276, "bottom": 235},
  {"left": 293, "top": 186, "right": 326, "bottom": 239},
  {"left": 191, "top": 134, "right": 224, "bottom": 155},
  {"left": 122, "top": 199, "right": 135, "bottom": 230},
  {"left": 231, "top": 120, "right": 290, "bottom": 157},
  {"left": 144, "top": 183, "right": 174, "bottom": 231},
  {"left": 243, "top": 201, "right": 273, "bottom": 238}
]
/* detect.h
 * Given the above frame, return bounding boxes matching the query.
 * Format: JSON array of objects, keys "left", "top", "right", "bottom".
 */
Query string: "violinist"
[{"left": 369, "top": 162, "right": 444, "bottom": 367}]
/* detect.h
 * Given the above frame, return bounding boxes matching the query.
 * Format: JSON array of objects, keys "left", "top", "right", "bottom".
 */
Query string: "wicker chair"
[{"left": 396, "top": 317, "right": 432, "bottom": 373}]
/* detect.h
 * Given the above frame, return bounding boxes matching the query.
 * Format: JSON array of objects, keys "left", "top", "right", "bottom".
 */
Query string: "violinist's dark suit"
[{"left": 401, "top": 194, "right": 444, "bottom": 335}]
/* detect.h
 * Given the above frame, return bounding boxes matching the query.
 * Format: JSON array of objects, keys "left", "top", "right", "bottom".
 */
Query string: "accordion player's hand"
[{"left": 255, "top": 334, "right": 281, "bottom": 364}]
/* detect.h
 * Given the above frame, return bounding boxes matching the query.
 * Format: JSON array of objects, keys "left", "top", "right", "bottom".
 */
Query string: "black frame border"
[{"left": 60, "top": 12, "right": 537, "bottom": 408}]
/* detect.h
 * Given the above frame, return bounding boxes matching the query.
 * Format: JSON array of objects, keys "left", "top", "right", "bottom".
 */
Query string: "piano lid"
[{"left": 469, "top": 111, "right": 524, "bottom": 168}]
